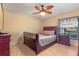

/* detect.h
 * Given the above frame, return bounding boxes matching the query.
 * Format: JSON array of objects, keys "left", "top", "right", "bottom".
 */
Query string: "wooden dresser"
[
  {"left": 0, "top": 33, "right": 11, "bottom": 56},
  {"left": 58, "top": 34, "right": 70, "bottom": 46}
]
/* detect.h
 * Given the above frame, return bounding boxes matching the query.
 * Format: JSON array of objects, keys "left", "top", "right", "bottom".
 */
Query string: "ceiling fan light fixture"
[{"left": 40, "top": 12, "right": 46, "bottom": 16}]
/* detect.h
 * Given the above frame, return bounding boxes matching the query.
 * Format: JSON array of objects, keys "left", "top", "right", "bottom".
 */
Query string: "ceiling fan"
[{"left": 33, "top": 4, "right": 54, "bottom": 16}]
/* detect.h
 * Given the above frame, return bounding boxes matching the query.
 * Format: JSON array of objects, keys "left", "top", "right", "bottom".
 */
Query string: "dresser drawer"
[
  {"left": 0, "top": 38, "right": 10, "bottom": 44},
  {"left": 0, "top": 35, "right": 10, "bottom": 44},
  {"left": 0, "top": 43, "right": 9, "bottom": 48},
  {"left": 0, "top": 43, "right": 10, "bottom": 56},
  {"left": 0, "top": 34, "right": 10, "bottom": 56},
  {"left": 0, "top": 49, "right": 10, "bottom": 56}
]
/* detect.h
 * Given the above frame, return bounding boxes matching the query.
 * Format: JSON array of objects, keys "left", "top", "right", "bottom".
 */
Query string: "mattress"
[{"left": 39, "top": 34, "right": 56, "bottom": 46}]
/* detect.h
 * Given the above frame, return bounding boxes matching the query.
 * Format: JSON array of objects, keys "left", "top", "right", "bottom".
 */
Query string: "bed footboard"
[
  {"left": 23, "top": 32, "right": 39, "bottom": 51},
  {"left": 23, "top": 32, "right": 57, "bottom": 55}
]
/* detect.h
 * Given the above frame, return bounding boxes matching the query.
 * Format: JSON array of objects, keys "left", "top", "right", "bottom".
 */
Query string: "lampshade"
[{"left": 40, "top": 12, "right": 46, "bottom": 16}]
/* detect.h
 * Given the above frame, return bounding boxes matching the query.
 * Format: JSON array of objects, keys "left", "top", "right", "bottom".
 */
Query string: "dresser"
[
  {"left": 0, "top": 33, "right": 11, "bottom": 56},
  {"left": 58, "top": 34, "right": 70, "bottom": 46}
]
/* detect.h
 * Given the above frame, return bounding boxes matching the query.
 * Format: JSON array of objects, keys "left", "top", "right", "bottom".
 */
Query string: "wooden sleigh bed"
[{"left": 23, "top": 26, "right": 57, "bottom": 55}]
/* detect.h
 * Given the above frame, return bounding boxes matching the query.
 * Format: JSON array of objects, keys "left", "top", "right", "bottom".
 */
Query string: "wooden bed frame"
[{"left": 23, "top": 26, "right": 57, "bottom": 55}]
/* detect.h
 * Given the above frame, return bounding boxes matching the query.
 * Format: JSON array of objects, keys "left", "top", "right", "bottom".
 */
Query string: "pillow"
[
  {"left": 47, "top": 31, "right": 55, "bottom": 35},
  {"left": 41, "top": 31, "right": 55, "bottom": 35},
  {"left": 41, "top": 31, "right": 50, "bottom": 35}
]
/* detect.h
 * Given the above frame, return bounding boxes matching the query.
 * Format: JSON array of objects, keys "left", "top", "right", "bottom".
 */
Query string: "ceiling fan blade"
[
  {"left": 35, "top": 6, "right": 41, "bottom": 11},
  {"left": 45, "top": 10, "right": 52, "bottom": 14},
  {"left": 45, "top": 5, "right": 53, "bottom": 11},
  {"left": 47, "top": 12, "right": 52, "bottom": 14},
  {"left": 32, "top": 12, "right": 41, "bottom": 14}
]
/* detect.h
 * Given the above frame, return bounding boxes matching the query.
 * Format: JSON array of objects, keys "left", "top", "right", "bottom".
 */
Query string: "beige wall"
[
  {"left": 0, "top": 4, "right": 3, "bottom": 31},
  {"left": 3, "top": 9, "right": 79, "bottom": 34},
  {"left": 3, "top": 10, "right": 42, "bottom": 34},
  {"left": 43, "top": 9, "right": 79, "bottom": 27},
  {"left": 3, "top": 10, "right": 43, "bottom": 45}
]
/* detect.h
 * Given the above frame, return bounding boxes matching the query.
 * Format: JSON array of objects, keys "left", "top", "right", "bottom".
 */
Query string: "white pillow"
[
  {"left": 42, "top": 31, "right": 55, "bottom": 35},
  {"left": 47, "top": 31, "right": 55, "bottom": 35}
]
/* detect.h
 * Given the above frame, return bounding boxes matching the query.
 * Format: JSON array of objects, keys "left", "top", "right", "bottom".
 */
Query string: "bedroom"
[{"left": 0, "top": 3, "right": 79, "bottom": 56}]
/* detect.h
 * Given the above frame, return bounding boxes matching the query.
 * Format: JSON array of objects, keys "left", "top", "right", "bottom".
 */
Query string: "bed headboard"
[
  {"left": 43, "top": 26, "right": 57, "bottom": 31},
  {"left": 43, "top": 26, "right": 57, "bottom": 35}
]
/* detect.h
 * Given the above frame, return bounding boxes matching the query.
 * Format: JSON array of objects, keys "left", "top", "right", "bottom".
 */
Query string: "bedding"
[{"left": 39, "top": 34, "right": 56, "bottom": 46}]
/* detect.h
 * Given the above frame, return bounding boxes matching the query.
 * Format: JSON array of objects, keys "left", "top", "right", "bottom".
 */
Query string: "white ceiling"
[{"left": 3, "top": 3, "right": 79, "bottom": 19}]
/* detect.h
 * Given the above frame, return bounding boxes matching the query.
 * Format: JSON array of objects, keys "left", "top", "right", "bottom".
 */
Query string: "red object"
[{"left": 0, "top": 34, "right": 11, "bottom": 56}]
